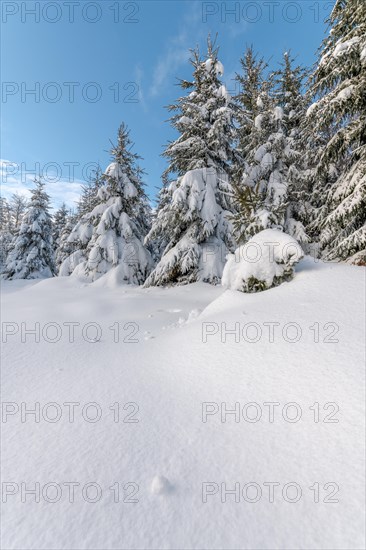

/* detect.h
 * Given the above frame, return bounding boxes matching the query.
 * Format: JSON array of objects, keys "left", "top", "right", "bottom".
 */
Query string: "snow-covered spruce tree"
[
  {"left": 55, "top": 210, "right": 78, "bottom": 272},
  {"left": 231, "top": 82, "right": 286, "bottom": 242},
  {"left": 9, "top": 193, "right": 28, "bottom": 234},
  {"left": 144, "top": 37, "right": 241, "bottom": 286},
  {"left": 319, "top": 158, "right": 366, "bottom": 263},
  {"left": 146, "top": 175, "right": 176, "bottom": 265},
  {"left": 59, "top": 167, "right": 103, "bottom": 276},
  {"left": 77, "top": 123, "right": 152, "bottom": 283},
  {"left": 273, "top": 52, "right": 310, "bottom": 244},
  {"left": 77, "top": 165, "right": 104, "bottom": 217},
  {"left": 0, "top": 193, "right": 29, "bottom": 271},
  {"left": 52, "top": 202, "right": 68, "bottom": 252},
  {"left": 3, "top": 179, "right": 55, "bottom": 279},
  {"left": 232, "top": 53, "right": 309, "bottom": 246},
  {"left": 0, "top": 196, "right": 13, "bottom": 273},
  {"left": 234, "top": 46, "right": 268, "bottom": 171},
  {"left": 306, "top": 0, "right": 366, "bottom": 263}
]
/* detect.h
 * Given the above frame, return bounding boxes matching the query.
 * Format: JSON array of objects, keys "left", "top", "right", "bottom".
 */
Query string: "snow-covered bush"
[{"left": 222, "top": 229, "right": 303, "bottom": 293}]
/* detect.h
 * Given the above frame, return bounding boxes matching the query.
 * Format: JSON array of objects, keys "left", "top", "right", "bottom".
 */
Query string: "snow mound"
[
  {"left": 150, "top": 475, "right": 172, "bottom": 495},
  {"left": 222, "top": 229, "right": 304, "bottom": 293}
]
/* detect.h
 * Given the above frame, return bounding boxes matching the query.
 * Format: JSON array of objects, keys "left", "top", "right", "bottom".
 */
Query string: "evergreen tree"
[
  {"left": 55, "top": 210, "right": 78, "bottom": 272},
  {"left": 52, "top": 203, "right": 68, "bottom": 253},
  {"left": 234, "top": 46, "right": 268, "bottom": 169},
  {"left": 3, "top": 179, "right": 55, "bottom": 279},
  {"left": 62, "top": 124, "right": 152, "bottom": 283},
  {"left": 145, "top": 36, "right": 240, "bottom": 286},
  {"left": 232, "top": 83, "right": 285, "bottom": 241},
  {"left": 306, "top": 0, "right": 366, "bottom": 262},
  {"left": 77, "top": 165, "right": 103, "bottom": 217},
  {"left": 318, "top": 157, "right": 366, "bottom": 263},
  {"left": 233, "top": 53, "right": 309, "bottom": 246},
  {"left": 0, "top": 197, "right": 13, "bottom": 273},
  {"left": 59, "top": 167, "right": 104, "bottom": 276},
  {"left": 9, "top": 193, "right": 28, "bottom": 233},
  {"left": 274, "top": 52, "right": 309, "bottom": 244},
  {"left": 145, "top": 179, "right": 174, "bottom": 264}
]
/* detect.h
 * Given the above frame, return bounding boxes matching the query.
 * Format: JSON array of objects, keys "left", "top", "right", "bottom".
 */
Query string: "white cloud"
[
  {"left": 0, "top": 159, "right": 84, "bottom": 211},
  {"left": 150, "top": 42, "right": 188, "bottom": 97},
  {"left": 150, "top": 3, "right": 207, "bottom": 97},
  {"left": 134, "top": 64, "right": 149, "bottom": 112}
]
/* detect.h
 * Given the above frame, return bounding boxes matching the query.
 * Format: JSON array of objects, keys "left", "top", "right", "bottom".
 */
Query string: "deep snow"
[{"left": 1, "top": 257, "right": 365, "bottom": 549}]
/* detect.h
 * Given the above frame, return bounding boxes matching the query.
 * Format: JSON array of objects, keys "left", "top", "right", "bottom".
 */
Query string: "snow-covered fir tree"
[
  {"left": 0, "top": 197, "right": 13, "bottom": 273},
  {"left": 0, "top": 194, "right": 29, "bottom": 271},
  {"left": 232, "top": 53, "right": 309, "bottom": 246},
  {"left": 306, "top": 0, "right": 366, "bottom": 263},
  {"left": 2, "top": 179, "right": 55, "bottom": 279},
  {"left": 231, "top": 82, "right": 284, "bottom": 241},
  {"left": 145, "top": 37, "right": 240, "bottom": 286},
  {"left": 274, "top": 52, "right": 309, "bottom": 244},
  {"left": 318, "top": 158, "right": 366, "bottom": 263},
  {"left": 58, "top": 211, "right": 93, "bottom": 276},
  {"left": 59, "top": 167, "right": 104, "bottom": 276},
  {"left": 52, "top": 203, "right": 68, "bottom": 253},
  {"left": 9, "top": 193, "right": 28, "bottom": 233},
  {"left": 62, "top": 124, "right": 152, "bottom": 283},
  {"left": 234, "top": 46, "right": 268, "bottom": 171},
  {"left": 55, "top": 210, "right": 78, "bottom": 272},
  {"left": 77, "top": 165, "right": 104, "bottom": 217},
  {"left": 146, "top": 175, "right": 175, "bottom": 264}
]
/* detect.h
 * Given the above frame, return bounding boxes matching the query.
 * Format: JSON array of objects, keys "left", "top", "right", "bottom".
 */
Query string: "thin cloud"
[
  {"left": 0, "top": 159, "right": 83, "bottom": 211},
  {"left": 134, "top": 65, "right": 148, "bottom": 112},
  {"left": 150, "top": 2, "right": 207, "bottom": 98},
  {"left": 150, "top": 43, "right": 188, "bottom": 97}
]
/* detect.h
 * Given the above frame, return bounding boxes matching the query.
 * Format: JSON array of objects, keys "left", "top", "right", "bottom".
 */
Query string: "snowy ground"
[{"left": 1, "top": 257, "right": 365, "bottom": 549}]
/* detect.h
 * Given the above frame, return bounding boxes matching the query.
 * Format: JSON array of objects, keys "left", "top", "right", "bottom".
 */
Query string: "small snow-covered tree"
[
  {"left": 222, "top": 229, "right": 304, "bottom": 293},
  {"left": 306, "top": 0, "right": 366, "bottom": 262},
  {"left": 55, "top": 210, "right": 77, "bottom": 272},
  {"left": 59, "top": 167, "right": 104, "bottom": 276},
  {"left": 9, "top": 193, "right": 28, "bottom": 233},
  {"left": 0, "top": 197, "right": 13, "bottom": 272},
  {"left": 71, "top": 123, "right": 152, "bottom": 283},
  {"left": 52, "top": 203, "right": 68, "bottom": 252},
  {"left": 3, "top": 179, "right": 55, "bottom": 279},
  {"left": 145, "top": 37, "right": 240, "bottom": 286},
  {"left": 77, "top": 165, "right": 103, "bottom": 217},
  {"left": 146, "top": 178, "right": 175, "bottom": 264},
  {"left": 0, "top": 193, "right": 29, "bottom": 270}
]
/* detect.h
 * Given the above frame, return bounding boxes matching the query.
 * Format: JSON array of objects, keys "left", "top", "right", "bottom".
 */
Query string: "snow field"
[{"left": 1, "top": 257, "right": 365, "bottom": 549}]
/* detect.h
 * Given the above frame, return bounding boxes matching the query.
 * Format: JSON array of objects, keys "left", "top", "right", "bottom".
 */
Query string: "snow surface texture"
[
  {"left": 222, "top": 229, "right": 304, "bottom": 292},
  {"left": 1, "top": 257, "right": 365, "bottom": 549}
]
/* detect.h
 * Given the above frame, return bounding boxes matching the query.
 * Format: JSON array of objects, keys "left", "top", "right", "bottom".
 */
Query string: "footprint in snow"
[{"left": 151, "top": 475, "right": 173, "bottom": 495}]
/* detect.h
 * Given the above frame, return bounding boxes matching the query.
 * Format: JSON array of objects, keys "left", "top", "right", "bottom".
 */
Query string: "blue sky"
[{"left": 1, "top": 0, "right": 333, "bottom": 210}]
